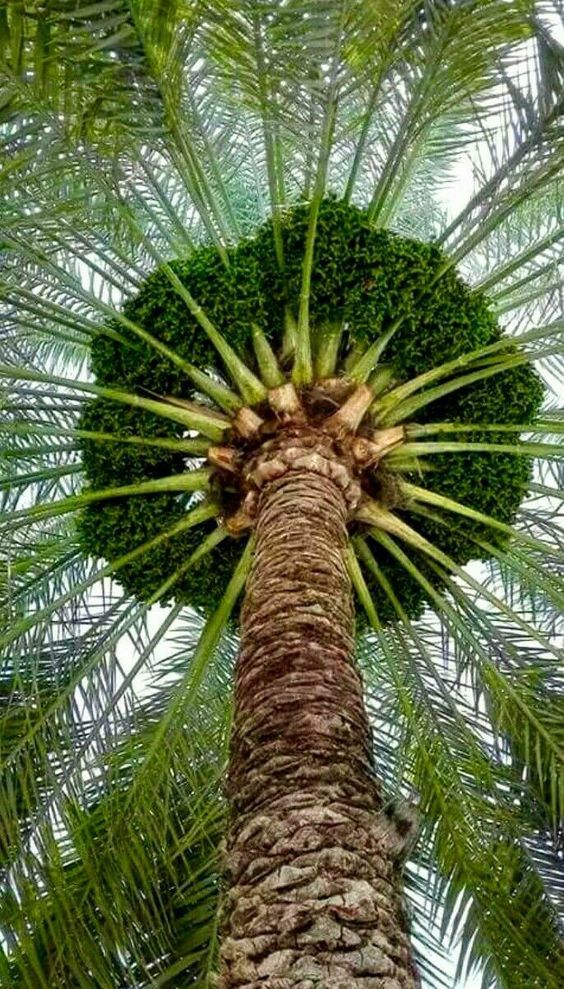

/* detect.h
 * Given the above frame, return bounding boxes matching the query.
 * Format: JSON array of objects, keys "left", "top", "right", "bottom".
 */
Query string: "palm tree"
[{"left": 1, "top": 0, "right": 563, "bottom": 986}]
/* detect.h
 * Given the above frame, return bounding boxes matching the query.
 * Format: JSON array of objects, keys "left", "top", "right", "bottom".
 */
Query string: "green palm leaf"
[{"left": 1, "top": 2, "right": 563, "bottom": 987}]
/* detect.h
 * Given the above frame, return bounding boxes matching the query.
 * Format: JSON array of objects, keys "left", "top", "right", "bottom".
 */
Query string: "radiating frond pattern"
[{"left": 1, "top": 2, "right": 563, "bottom": 987}]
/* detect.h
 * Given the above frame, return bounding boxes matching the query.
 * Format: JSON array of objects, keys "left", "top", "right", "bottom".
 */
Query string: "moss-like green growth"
[
  {"left": 79, "top": 400, "right": 186, "bottom": 482},
  {"left": 79, "top": 198, "right": 543, "bottom": 620},
  {"left": 77, "top": 495, "right": 243, "bottom": 612}
]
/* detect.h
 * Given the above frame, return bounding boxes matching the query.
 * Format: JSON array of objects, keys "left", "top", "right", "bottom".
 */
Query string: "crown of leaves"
[{"left": 78, "top": 199, "right": 544, "bottom": 621}]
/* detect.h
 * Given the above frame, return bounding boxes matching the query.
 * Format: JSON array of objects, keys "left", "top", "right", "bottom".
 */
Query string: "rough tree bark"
[{"left": 218, "top": 429, "right": 418, "bottom": 989}]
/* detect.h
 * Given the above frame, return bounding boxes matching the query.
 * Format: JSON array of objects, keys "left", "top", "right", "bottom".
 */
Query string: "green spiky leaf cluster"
[
  {"left": 1, "top": 1, "right": 564, "bottom": 987},
  {"left": 79, "top": 199, "right": 544, "bottom": 619}
]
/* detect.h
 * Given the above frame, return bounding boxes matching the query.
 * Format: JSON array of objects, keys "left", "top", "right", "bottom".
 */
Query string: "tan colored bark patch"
[{"left": 233, "top": 407, "right": 265, "bottom": 439}]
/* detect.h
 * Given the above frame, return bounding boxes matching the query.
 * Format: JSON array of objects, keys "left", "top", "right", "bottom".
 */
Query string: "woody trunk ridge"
[{"left": 219, "top": 429, "right": 418, "bottom": 988}]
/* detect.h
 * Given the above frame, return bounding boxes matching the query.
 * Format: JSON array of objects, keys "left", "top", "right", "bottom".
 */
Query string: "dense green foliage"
[
  {"left": 79, "top": 200, "right": 544, "bottom": 620},
  {"left": 2, "top": 1, "right": 563, "bottom": 986}
]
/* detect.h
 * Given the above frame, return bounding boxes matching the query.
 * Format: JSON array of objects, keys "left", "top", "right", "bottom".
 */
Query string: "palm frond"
[{"left": 1, "top": 4, "right": 563, "bottom": 987}]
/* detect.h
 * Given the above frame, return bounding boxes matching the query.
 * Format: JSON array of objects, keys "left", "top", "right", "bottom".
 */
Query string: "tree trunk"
[{"left": 219, "top": 433, "right": 418, "bottom": 988}]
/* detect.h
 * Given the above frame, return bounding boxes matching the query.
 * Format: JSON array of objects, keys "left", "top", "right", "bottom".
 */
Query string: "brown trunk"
[{"left": 218, "top": 434, "right": 418, "bottom": 988}]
